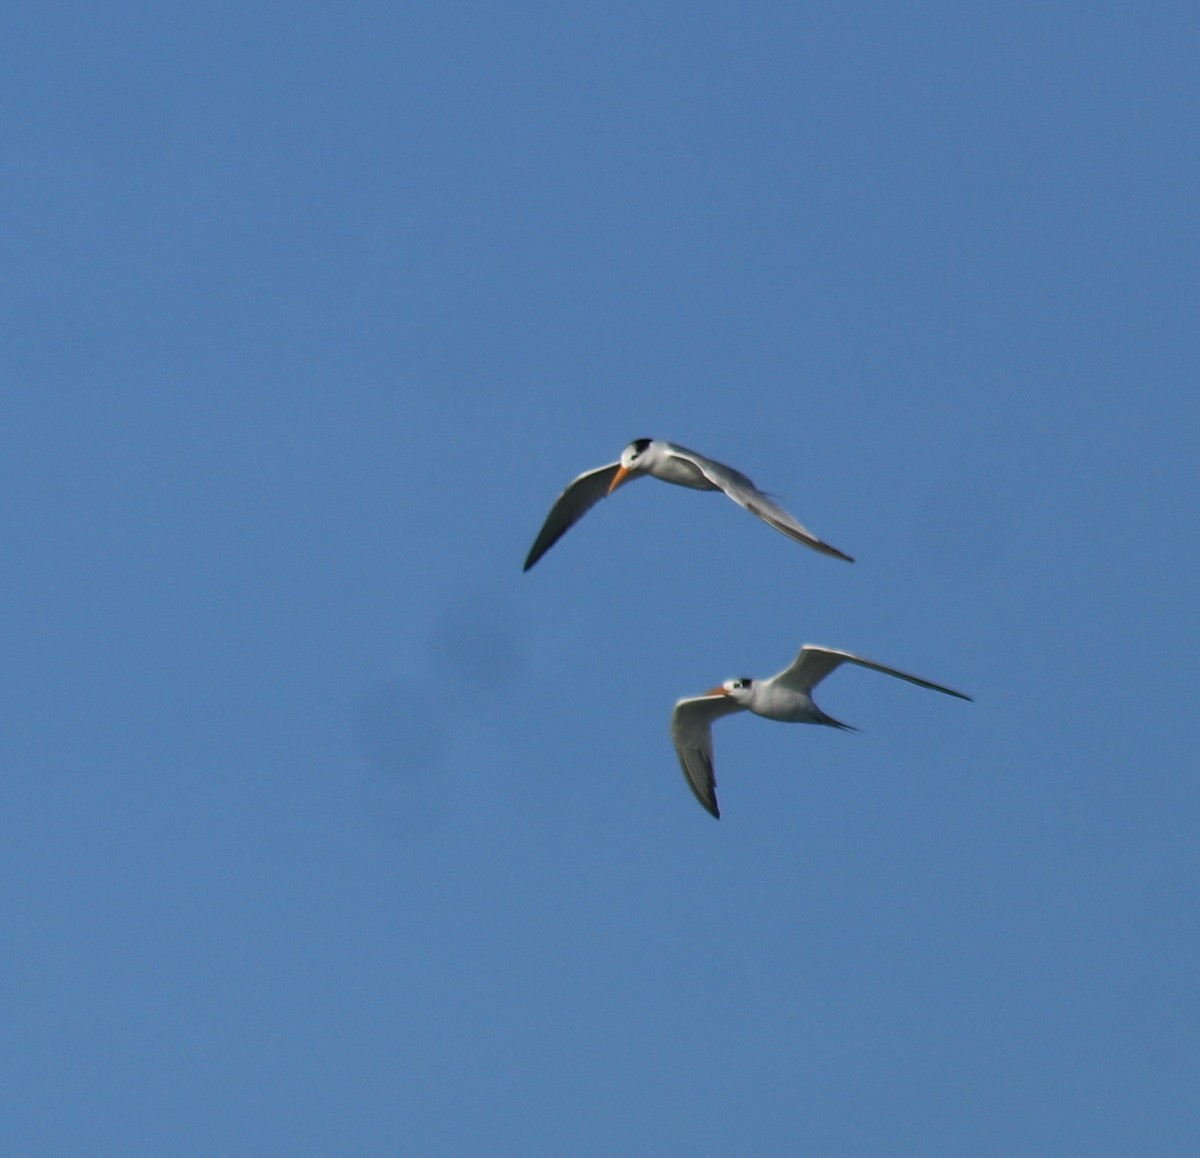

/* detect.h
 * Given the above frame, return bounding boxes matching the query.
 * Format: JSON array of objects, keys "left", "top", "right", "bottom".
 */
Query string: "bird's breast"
[
  {"left": 651, "top": 457, "right": 719, "bottom": 491},
  {"left": 750, "top": 687, "right": 820, "bottom": 723}
]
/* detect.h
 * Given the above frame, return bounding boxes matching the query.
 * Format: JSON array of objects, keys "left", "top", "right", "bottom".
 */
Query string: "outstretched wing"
[
  {"left": 775, "top": 644, "right": 973, "bottom": 701},
  {"left": 523, "top": 462, "right": 623, "bottom": 571},
  {"left": 666, "top": 444, "right": 854, "bottom": 563},
  {"left": 670, "top": 693, "right": 746, "bottom": 819}
]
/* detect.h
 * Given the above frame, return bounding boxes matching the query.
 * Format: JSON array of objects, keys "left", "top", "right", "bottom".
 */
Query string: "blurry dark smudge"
[
  {"left": 914, "top": 477, "right": 1009, "bottom": 573},
  {"left": 354, "top": 675, "right": 457, "bottom": 844},
  {"left": 429, "top": 592, "right": 523, "bottom": 696},
  {"left": 75, "top": 66, "right": 174, "bottom": 166},
  {"left": 358, "top": 676, "right": 448, "bottom": 777}
]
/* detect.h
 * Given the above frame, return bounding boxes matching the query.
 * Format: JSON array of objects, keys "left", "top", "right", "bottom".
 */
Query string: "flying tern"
[
  {"left": 671, "top": 644, "right": 972, "bottom": 819},
  {"left": 523, "top": 438, "right": 853, "bottom": 571}
]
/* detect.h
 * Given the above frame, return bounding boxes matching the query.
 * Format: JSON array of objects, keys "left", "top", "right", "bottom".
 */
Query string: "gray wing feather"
[
  {"left": 670, "top": 694, "right": 746, "bottom": 819},
  {"left": 523, "top": 462, "right": 623, "bottom": 571},
  {"left": 776, "top": 645, "right": 973, "bottom": 701},
  {"left": 669, "top": 446, "right": 854, "bottom": 563}
]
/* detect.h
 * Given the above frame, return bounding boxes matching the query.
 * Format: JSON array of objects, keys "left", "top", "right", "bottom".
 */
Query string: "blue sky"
[{"left": 2, "top": 3, "right": 1197, "bottom": 1154}]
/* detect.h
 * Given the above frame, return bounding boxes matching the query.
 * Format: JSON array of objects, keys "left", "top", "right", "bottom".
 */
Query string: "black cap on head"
[{"left": 631, "top": 438, "right": 652, "bottom": 453}]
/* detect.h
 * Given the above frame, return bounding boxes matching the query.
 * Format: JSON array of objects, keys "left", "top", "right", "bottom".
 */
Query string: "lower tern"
[
  {"left": 671, "top": 644, "right": 972, "bottom": 819},
  {"left": 523, "top": 438, "right": 853, "bottom": 571}
]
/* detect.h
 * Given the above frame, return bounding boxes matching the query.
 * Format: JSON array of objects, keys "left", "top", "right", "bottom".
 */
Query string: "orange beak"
[
  {"left": 705, "top": 685, "right": 729, "bottom": 697},
  {"left": 607, "top": 465, "right": 632, "bottom": 495}
]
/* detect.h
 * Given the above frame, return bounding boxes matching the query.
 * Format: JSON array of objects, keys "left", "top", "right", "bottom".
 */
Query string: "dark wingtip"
[
  {"left": 523, "top": 524, "right": 570, "bottom": 573},
  {"left": 806, "top": 534, "right": 854, "bottom": 563},
  {"left": 522, "top": 540, "right": 549, "bottom": 572}
]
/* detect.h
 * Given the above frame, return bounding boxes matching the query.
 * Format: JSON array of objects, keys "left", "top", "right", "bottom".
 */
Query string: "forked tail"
[{"left": 816, "top": 706, "right": 859, "bottom": 732}]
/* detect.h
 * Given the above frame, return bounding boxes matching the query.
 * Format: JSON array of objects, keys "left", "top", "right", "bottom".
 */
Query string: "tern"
[
  {"left": 671, "top": 644, "right": 972, "bottom": 819},
  {"left": 523, "top": 438, "right": 853, "bottom": 571}
]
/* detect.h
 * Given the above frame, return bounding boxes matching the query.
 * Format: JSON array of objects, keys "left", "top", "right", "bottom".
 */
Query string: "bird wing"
[
  {"left": 665, "top": 444, "right": 854, "bottom": 562},
  {"left": 775, "top": 644, "right": 973, "bottom": 701},
  {"left": 670, "top": 694, "right": 746, "bottom": 819},
  {"left": 523, "top": 462, "right": 624, "bottom": 571}
]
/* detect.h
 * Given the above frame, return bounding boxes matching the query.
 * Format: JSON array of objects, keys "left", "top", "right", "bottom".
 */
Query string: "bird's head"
[
  {"left": 609, "top": 438, "right": 655, "bottom": 493},
  {"left": 709, "top": 677, "right": 755, "bottom": 706}
]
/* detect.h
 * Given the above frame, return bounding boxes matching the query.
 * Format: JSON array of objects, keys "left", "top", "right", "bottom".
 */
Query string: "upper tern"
[
  {"left": 523, "top": 438, "right": 853, "bottom": 571},
  {"left": 671, "top": 644, "right": 972, "bottom": 819}
]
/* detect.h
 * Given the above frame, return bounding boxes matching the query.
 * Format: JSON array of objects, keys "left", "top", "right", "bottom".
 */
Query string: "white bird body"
[
  {"left": 523, "top": 438, "right": 852, "bottom": 571},
  {"left": 624, "top": 441, "right": 721, "bottom": 491},
  {"left": 671, "top": 644, "right": 972, "bottom": 819},
  {"left": 728, "top": 679, "right": 826, "bottom": 723}
]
